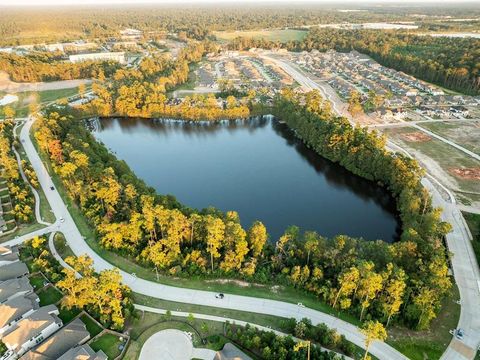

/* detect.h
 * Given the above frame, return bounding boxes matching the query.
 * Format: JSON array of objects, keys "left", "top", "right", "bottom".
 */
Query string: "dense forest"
[
  {"left": 230, "top": 28, "right": 480, "bottom": 95},
  {"left": 33, "top": 84, "right": 451, "bottom": 331},
  {"left": 0, "top": 52, "right": 120, "bottom": 82}
]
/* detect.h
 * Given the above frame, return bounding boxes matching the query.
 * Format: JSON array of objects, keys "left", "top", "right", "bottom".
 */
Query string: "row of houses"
[{"left": 0, "top": 246, "right": 106, "bottom": 360}]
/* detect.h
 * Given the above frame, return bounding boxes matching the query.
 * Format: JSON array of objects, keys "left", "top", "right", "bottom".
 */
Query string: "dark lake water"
[{"left": 92, "top": 116, "right": 400, "bottom": 242}]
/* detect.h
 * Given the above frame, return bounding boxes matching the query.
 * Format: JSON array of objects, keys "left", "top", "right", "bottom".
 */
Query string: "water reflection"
[{"left": 91, "top": 116, "right": 400, "bottom": 242}]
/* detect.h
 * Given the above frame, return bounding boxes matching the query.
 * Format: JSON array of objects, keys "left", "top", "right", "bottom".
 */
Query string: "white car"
[{"left": 59, "top": 217, "right": 65, "bottom": 223}]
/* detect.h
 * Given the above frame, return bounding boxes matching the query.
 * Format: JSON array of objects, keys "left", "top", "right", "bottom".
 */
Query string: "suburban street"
[{"left": 2, "top": 118, "right": 411, "bottom": 360}]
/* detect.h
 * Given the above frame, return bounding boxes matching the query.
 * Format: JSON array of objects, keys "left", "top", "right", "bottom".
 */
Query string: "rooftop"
[
  {"left": 0, "top": 293, "right": 39, "bottom": 330},
  {"left": 57, "top": 344, "right": 107, "bottom": 360},
  {"left": 0, "top": 262, "right": 29, "bottom": 282},
  {"left": 0, "top": 277, "right": 33, "bottom": 303}
]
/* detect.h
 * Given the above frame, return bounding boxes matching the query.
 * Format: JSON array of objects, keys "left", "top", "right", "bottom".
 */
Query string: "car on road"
[
  {"left": 50, "top": 186, "right": 55, "bottom": 190},
  {"left": 215, "top": 293, "right": 224, "bottom": 299},
  {"left": 59, "top": 217, "right": 65, "bottom": 223},
  {"left": 456, "top": 329, "right": 464, "bottom": 339}
]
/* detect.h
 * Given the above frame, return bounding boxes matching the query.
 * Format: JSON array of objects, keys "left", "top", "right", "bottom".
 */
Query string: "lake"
[{"left": 92, "top": 116, "right": 400, "bottom": 242}]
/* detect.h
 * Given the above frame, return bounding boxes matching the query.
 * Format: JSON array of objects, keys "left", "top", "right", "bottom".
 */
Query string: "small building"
[
  {"left": 0, "top": 293, "right": 40, "bottom": 335},
  {"left": 0, "top": 261, "right": 29, "bottom": 281},
  {"left": 19, "top": 318, "right": 90, "bottom": 360},
  {"left": 0, "top": 277, "right": 34, "bottom": 304},
  {"left": 0, "top": 246, "right": 19, "bottom": 266},
  {"left": 1, "top": 305, "right": 62, "bottom": 357},
  {"left": 69, "top": 52, "right": 125, "bottom": 64},
  {"left": 57, "top": 344, "right": 107, "bottom": 360}
]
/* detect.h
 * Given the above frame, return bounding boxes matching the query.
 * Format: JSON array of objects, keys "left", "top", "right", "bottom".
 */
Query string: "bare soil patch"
[
  {"left": 450, "top": 168, "right": 480, "bottom": 180},
  {"left": 205, "top": 278, "right": 264, "bottom": 288},
  {"left": 401, "top": 131, "right": 432, "bottom": 142}
]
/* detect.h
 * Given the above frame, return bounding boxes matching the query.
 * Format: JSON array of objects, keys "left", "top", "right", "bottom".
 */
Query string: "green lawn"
[
  {"left": 214, "top": 29, "right": 308, "bottom": 42},
  {"left": 80, "top": 314, "right": 103, "bottom": 337},
  {"left": 463, "top": 212, "right": 480, "bottom": 267},
  {"left": 29, "top": 273, "right": 46, "bottom": 290},
  {"left": 38, "top": 286, "right": 63, "bottom": 306},
  {"left": 90, "top": 333, "right": 124, "bottom": 359},
  {"left": 0, "top": 222, "right": 46, "bottom": 243},
  {"left": 58, "top": 306, "right": 82, "bottom": 324}
]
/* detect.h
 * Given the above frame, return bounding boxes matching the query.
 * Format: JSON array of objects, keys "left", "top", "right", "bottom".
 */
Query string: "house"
[
  {"left": 69, "top": 52, "right": 125, "bottom": 64},
  {"left": 1, "top": 305, "right": 62, "bottom": 357},
  {"left": 19, "top": 319, "right": 90, "bottom": 360},
  {"left": 0, "top": 262, "right": 29, "bottom": 281},
  {"left": 0, "top": 293, "right": 40, "bottom": 335},
  {"left": 0, "top": 277, "right": 34, "bottom": 304},
  {"left": 57, "top": 344, "right": 107, "bottom": 360},
  {"left": 406, "top": 89, "right": 418, "bottom": 97},
  {"left": 120, "top": 28, "right": 143, "bottom": 40},
  {"left": 0, "top": 246, "right": 19, "bottom": 266}
]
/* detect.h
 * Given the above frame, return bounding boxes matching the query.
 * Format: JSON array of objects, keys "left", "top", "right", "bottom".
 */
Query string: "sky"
[{"left": 0, "top": 0, "right": 478, "bottom": 5}]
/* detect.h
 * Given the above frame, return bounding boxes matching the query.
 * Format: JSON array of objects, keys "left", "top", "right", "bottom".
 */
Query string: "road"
[
  {"left": 2, "top": 118, "right": 410, "bottom": 360},
  {"left": 264, "top": 55, "right": 480, "bottom": 360}
]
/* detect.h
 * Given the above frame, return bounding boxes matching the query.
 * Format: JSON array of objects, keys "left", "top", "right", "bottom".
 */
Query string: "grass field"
[
  {"left": 53, "top": 232, "right": 75, "bottom": 259},
  {"left": 421, "top": 121, "right": 480, "bottom": 156},
  {"left": 38, "top": 286, "right": 63, "bottom": 306},
  {"left": 58, "top": 306, "right": 81, "bottom": 324},
  {"left": 214, "top": 29, "right": 308, "bottom": 42},
  {"left": 81, "top": 314, "right": 103, "bottom": 337},
  {"left": 90, "top": 333, "right": 124, "bottom": 359}
]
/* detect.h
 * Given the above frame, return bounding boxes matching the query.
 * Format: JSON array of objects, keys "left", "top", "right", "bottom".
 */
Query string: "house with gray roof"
[
  {"left": 57, "top": 344, "right": 107, "bottom": 360},
  {"left": 0, "top": 277, "right": 33, "bottom": 304},
  {"left": 0, "top": 261, "right": 29, "bottom": 282},
  {"left": 19, "top": 318, "right": 90, "bottom": 360},
  {"left": 0, "top": 246, "right": 19, "bottom": 266},
  {"left": 0, "top": 293, "right": 39, "bottom": 335},
  {"left": 1, "top": 304, "right": 62, "bottom": 357}
]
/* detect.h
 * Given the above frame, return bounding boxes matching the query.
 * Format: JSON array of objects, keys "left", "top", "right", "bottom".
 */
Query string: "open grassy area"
[
  {"left": 383, "top": 126, "right": 480, "bottom": 194},
  {"left": 0, "top": 222, "right": 46, "bottom": 243},
  {"left": 421, "top": 121, "right": 480, "bottom": 155},
  {"left": 80, "top": 314, "right": 103, "bottom": 337},
  {"left": 38, "top": 286, "right": 63, "bottom": 306},
  {"left": 387, "top": 283, "right": 460, "bottom": 360},
  {"left": 90, "top": 333, "right": 124, "bottom": 359},
  {"left": 29, "top": 273, "right": 46, "bottom": 290},
  {"left": 214, "top": 29, "right": 308, "bottom": 42},
  {"left": 463, "top": 212, "right": 480, "bottom": 267}
]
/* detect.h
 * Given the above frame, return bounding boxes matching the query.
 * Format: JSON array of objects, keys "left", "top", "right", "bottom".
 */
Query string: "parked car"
[{"left": 215, "top": 293, "right": 225, "bottom": 299}]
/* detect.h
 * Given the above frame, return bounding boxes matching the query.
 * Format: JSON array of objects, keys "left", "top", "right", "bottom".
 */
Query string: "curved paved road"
[{"left": 2, "top": 117, "right": 409, "bottom": 360}]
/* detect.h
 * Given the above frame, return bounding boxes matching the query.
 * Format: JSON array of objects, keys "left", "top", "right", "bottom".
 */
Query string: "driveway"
[{"left": 139, "top": 329, "right": 216, "bottom": 360}]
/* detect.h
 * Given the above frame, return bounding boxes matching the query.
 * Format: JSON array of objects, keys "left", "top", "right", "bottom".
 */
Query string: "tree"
[
  {"left": 332, "top": 266, "right": 359, "bottom": 309},
  {"left": 248, "top": 221, "right": 267, "bottom": 258},
  {"left": 348, "top": 90, "right": 363, "bottom": 117},
  {"left": 361, "top": 321, "right": 387, "bottom": 360},
  {"left": 204, "top": 215, "right": 225, "bottom": 272},
  {"left": 187, "top": 313, "right": 195, "bottom": 325},
  {"left": 3, "top": 106, "right": 15, "bottom": 120}
]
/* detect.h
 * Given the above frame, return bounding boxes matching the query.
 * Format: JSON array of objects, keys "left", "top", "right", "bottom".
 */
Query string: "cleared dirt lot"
[{"left": 0, "top": 71, "right": 91, "bottom": 93}]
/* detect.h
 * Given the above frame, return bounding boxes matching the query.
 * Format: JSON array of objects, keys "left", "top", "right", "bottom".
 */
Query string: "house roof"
[
  {"left": 19, "top": 319, "right": 90, "bottom": 360},
  {"left": 57, "top": 345, "right": 107, "bottom": 360},
  {"left": 0, "top": 277, "right": 33, "bottom": 303},
  {"left": 2, "top": 305, "right": 61, "bottom": 349},
  {"left": 0, "top": 246, "right": 19, "bottom": 263},
  {"left": 0, "top": 293, "right": 39, "bottom": 329},
  {"left": 0, "top": 262, "right": 29, "bottom": 281}
]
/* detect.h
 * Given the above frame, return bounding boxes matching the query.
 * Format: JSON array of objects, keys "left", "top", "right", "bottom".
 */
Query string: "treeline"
[
  {"left": 272, "top": 89, "right": 452, "bottom": 330},
  {"left": 0, "top": 52, "right": 120, "bottom": 82},
  {"left": 35, "top": 86, "right": 450, "bottom": 330},
  {"left": 23, "top": 236, "right": 133, "bottom": 330},
  {"left": 0, "top": 119, "right": 34, "bottom": 223},
  {"left": 226, "top": 322, "right": 343, "bottom": 360},
  {"left": 82, "top": 41, "right": 250, "bottom": 120}
]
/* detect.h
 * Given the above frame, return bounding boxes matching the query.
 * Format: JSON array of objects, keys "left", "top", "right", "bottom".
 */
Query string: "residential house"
[
  {"left": 19, "top": 319, "right": 90, "bottom": 360},
  {"left": 0, "top": 262, "right": 29, "bottom": 281},
  {"left": 1, "top": 305, "right": 62, "bottom": 357},
  {"left": 0, "top": 277, "right": 34, "bottom": 304},
  {"left": 69, "top": 52, "right": 125, "bottom": 64},
  {"left": 0, "top": 246, "right": 19, "bottom": 266},
  {"left": 0, "top": 293, "right": 40, "bottom": 335},
  {"left": 57, "top": 345, "right": 107, "bottom": 360}
]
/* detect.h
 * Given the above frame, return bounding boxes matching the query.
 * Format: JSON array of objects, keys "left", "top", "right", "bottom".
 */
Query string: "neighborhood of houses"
[
  {"left": 291, "top": 49, "right": 480, "bottom": 121},
  {"left": 0, "top": 245, "right": 107, "bottom": 360}
]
